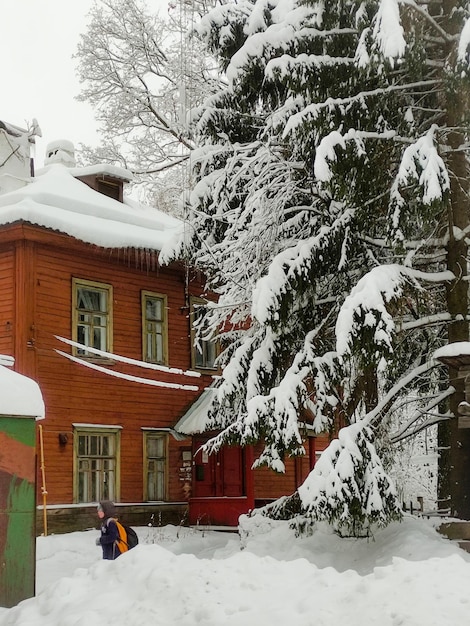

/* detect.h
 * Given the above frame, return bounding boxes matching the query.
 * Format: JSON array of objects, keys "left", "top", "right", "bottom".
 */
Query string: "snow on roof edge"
[
  {"left": 174, "top": 387, "right": 216, "bottom": 435},
  {"left": 0, "top": 164, "right": 181, "bottom": 252},
  {"left": 0, "top": 362, "right": 45, "bottom": 419},
  {"left": 434, "top": 342, "right": 470, "bottom": 360},
  {"left": 70, "top": 163, "right": 134, "bottom": 182}
]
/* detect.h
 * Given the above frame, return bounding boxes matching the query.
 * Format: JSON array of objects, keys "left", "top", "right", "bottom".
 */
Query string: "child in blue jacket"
[{"left": 96, "top": 500, "right": 120, "bottom": 560}]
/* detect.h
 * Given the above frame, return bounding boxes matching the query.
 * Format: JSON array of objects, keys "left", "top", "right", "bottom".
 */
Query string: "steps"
[
  {"left": 438, "top": 521, "right": 470, "bottom": 553},
  {"left": 457, "top": 540, "right": 470, "bottom": 553}
]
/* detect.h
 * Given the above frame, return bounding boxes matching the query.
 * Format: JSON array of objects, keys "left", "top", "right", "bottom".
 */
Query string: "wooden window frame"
[
  {"left": 143, "top": 430, "right": 169, "bottom": 502},
  {"left": 72, "top": 278, "right": 113, "bottom": 358},
  {"left": 141, "top": 290, "right": 168, "bottom": 365},
  {"left": 190, "top": 297, "right": 219, "bottom": 372},
  {"left": 72, "top": 425, "right": 121, "bottom": 504}
]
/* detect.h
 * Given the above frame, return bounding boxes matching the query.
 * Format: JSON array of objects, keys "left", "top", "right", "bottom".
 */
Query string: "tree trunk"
[
  {"left": 443, "top": 155, "right": 470, "bottom": 517},
  {"left": 440, "top": 3, "right": 470, "bottom": 516}
]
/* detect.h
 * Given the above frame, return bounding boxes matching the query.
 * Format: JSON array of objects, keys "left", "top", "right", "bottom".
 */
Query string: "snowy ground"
[{"left": 1, "top": 515, "right": 470, "bottom": 625}]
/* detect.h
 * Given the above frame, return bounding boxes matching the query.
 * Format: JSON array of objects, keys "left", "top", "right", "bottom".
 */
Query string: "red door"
[{"left": 193, "top": 437, "right": 244, "bottom": 498}]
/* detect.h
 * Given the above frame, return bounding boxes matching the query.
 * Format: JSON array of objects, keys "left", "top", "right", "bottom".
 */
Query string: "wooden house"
[{"left": 0, "top": 122, "right": 328, "bottom": 532}]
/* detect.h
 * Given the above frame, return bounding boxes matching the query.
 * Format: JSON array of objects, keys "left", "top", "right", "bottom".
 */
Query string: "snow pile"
[{"left": 1, "top": 516, "right": 470, "bottom": 625}]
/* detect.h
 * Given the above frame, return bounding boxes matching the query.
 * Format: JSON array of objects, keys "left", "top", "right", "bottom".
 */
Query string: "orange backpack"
[
  {"left": 114, "top": 519, "right": 129, "bottom": 554},
  {"left": 108, "top": 518, "right": 138, "bottom": 554}
]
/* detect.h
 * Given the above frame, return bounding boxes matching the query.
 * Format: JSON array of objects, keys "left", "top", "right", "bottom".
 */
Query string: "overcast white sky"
[{"left": 1, "top": 0, "right": 98, "bottom": 167}]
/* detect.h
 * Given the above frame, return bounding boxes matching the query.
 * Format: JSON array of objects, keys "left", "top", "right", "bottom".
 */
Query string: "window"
[
  {"left": 142, "top": 291, "right": 168, "bottom": 364},
  {"left": 190, "top": 297, "right": 217, "bottom": 370},
  {"left": 143, "top": 432, "right": 168, "bottom": 501},
  {"left": 72, "top": 278, "right": 113, "bottom": 356},
  {"left": 73, "top": 427, "right": 120, "bottom": 503}
]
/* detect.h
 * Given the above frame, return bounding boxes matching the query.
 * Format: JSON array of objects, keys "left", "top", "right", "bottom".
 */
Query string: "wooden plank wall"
[
  {"left": 252, "top": 432, "right": 332, "bottom": 500},
  {"left": 25, "top": 235, "right": 211, "bottom": 505},
  {"left": 2, "top": 224, "right": 338, "bottom": 514},
  {"left": 0, "top": 246, "right": 15, "bottom": 358}
]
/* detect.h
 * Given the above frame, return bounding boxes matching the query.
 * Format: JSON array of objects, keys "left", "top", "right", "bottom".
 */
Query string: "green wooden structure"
[{"left": 0, "top": 359, "right": 44, "bottom": 608}]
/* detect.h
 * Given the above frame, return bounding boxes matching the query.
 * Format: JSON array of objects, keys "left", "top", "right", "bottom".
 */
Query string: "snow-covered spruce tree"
[{"left": 161, "top": 0, "right": 470, "bottom": 534}]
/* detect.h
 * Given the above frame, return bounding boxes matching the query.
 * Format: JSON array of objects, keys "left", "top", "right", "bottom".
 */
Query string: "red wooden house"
[{"left": 0, "top": 121, "right": 327, "bottom": 531}]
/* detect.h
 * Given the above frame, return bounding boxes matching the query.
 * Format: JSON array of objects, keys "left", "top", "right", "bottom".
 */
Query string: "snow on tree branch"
[
  {"left": 367, "top": 360, "right": 439, "bottom": 427},
  {"left": 336, "top": 265, "right": 408, "bottom": 359},
  {"left": 282, "top": 79, "right": 439, "bottom": 137},
  {"left": 390, "top": 125, "right": 450, "bottom": 209},
  {"left": 458, "top": 17, "right": 470, "bottom": 66},
  {"left": 265, "top": 53, "right": 355, "bottom": 84},
  {"left": 390, "top": 386, "right": 455, "bottom": 443},
  {"left": 371, "top": 0, "right": 406, "bottom": 64},
  {"left": 314, "top": 129, "right": 396, "bottom": 183},
  {"left": 75, "top": 0, "right": 219, "bottom": 206},
  {"left": 336, "top": 265, "right": 454, "bottom": 359},
  {"left": 252, "top": 209, "right": 355, "bottom": 326}
]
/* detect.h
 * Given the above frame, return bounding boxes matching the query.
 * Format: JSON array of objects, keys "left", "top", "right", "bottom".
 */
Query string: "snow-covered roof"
[
  {"left": 0, "top": 356, "right": 45, "bottom": 419},
  {"left": 0, "top": 119, "right": 31, "bottom": 145},
  {"left": 71, "top": 163, "right": 133, "bottom": 182},
  {"left": 0, "top": 162, "right": 181, "bottom": 251},
  {"left": 174, "top": 386, "right": 216, "bottom": 435}
]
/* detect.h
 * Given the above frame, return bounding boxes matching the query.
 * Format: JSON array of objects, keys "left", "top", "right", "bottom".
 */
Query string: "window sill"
[
  {"left": 144, "top": 360, "right": 169, "bottom": 367},
  {"left": 73, "top": 355, "right": 116, "bottom": 366},
  {"left": 193, "top": 366, "right": 219, "bottom": 374}
]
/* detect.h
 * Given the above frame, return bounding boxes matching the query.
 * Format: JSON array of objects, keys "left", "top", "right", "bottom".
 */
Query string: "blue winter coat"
[{"left": 99, "top": 517, "right": 120, "bottom": 560}]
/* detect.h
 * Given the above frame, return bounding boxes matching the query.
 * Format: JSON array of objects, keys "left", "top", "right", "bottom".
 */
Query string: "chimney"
[{"left": 44, "top": 139, "right": 76, "bottom": 167}]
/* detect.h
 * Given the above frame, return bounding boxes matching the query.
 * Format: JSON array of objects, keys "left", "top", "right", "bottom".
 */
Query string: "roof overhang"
[{"left": 174, "top": 387, "right": 216, "bottom": 435}]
